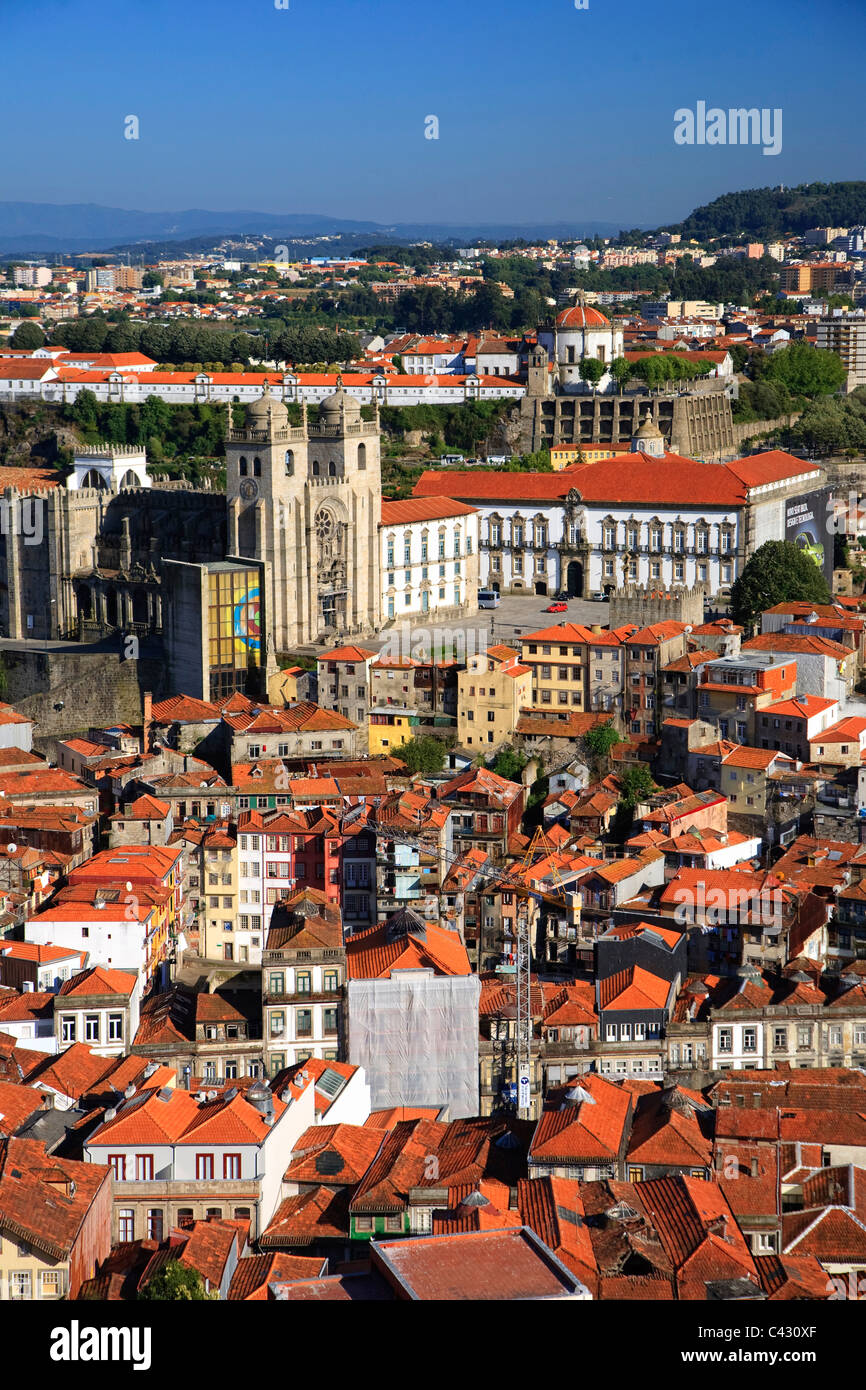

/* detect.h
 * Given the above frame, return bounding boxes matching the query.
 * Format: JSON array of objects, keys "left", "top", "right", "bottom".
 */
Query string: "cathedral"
[
  {"left": 0, "top": 381, "right": 384, "bottom": 698},
  {"left": 225, "top": 379, "right": 382, "bottom": 653}
]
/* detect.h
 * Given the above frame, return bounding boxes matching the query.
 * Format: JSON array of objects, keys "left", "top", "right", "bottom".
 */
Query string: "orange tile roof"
[
  {"left": 529, "top": 1076, "right": 632, "bottom": 1164},
  {"left": 346, "top": 919, "right": 471, "bottom": 979},
  {"left": 58, "top": 966, "right": 137, "bottom": 998},
  {"left": 761, "top": 695, "right": 837, "bottom": 720},
  {"left": 0, "top": 942, "right": 85, "bottom": 965},
  {"left": 228, "top": 1252, "right": 326, "bottom": 1300},
  {"left": 598, "top": 966, "right": 672, "bottom": 1011},
  {"left": 317, "top": 646, "right": 377, "bottom": 663},
  {"left": 283, "top": 1124, "right": 383, "bottom": 1185},
  {"left": 0, "top": 1137, "right": 110, "bottom": 1261},
  {"left": 381, "top": 497, "right": 477, "bottom": 525}
]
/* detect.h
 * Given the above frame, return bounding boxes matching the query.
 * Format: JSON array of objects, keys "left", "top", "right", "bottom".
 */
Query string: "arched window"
[
  {"left": 81, "top": 469, "right": 107, "bottom": 490},
  {"left": 312, "top": 460, "right": 320, "bottom": 476},
  {"left": 328, "top": 461, "right": 337, "bottom": 477},
  {"left": 253, "top": 457, "right": 261, "bottom": 477},
  {"left": 285, "top": 450, "right": 294, "bottom": 476},
  {"left": 358, "top": 442, "right": 366, "bottom": 471},
  {"left": 120, "top": 469, "right": 138, "bottom": 490},
  {"left": 239, "top": 457, "right": 248, "bottom": 477}
]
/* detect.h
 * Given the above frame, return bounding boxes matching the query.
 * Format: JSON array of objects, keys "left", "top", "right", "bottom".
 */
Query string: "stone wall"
[
  {"left": 608, "top": 584, "right": 705, "bottom": 629},
  {"left": 728, "top": 414, "right": 801, "bottom": 453},
  {"left": 0, "top": 640, "right": 168, "bottom": 751},
  {"left": 516, "top": 386, "right": 737, "bottom": 459}
]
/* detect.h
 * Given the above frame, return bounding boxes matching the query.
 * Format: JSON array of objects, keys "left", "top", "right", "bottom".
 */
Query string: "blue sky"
[{"left": 5, "top": 0, "right": 865, "bottom": 227}]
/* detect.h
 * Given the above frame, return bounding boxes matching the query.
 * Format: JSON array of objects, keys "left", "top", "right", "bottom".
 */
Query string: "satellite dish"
[{"left": 6, "top": 843, "right": 16, "bottom": 855}]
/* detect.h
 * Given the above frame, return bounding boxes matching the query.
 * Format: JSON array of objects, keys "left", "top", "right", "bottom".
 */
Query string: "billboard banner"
[{"left": 785, "top": 487, "right": 834, "bottom": 591}]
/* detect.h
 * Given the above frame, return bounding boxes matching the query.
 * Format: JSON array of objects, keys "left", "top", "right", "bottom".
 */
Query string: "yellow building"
[
  {"left": 368, "top": 707, "right": 420, "bottom": 756},
  {"left": 519, "top": 622, "right": 627, "bottom": 714},
  {"left": 457, "top": 644, "right": 533, "bottom": 751},
  {"left": 550, "top": 443, "right": 631, "bottom": 470},
  {"left": 0, "top": 1140, "right": 112, "bottom": 1300},
  {"left": 199, "top": 824, "right": 240, "bottom": 962}
]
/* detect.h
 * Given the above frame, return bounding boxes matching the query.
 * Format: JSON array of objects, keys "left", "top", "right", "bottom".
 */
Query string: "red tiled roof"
[
  {"left": 346, "top": 919, "right": 471, "bottom": 979},
  {"left": 58, "top": 966, "right": 137, "bottom": 998},
  {"left": 529, "top": 1076, "right": 632, "bottom": 1164},
  {"left": 381, "top": 497, "right": 477, "bottom": 525},
  {"left": 598, "top": 966, "right": 672, "bottom": 1012},
  {"left": 228, "top": 1251, "right": 327, "bottom": 1299},
  {"left": 0, "top": 1137, "right": 110, "bottom": 1261},
  {"left": 413, "top": 448, "right": 814, "bottom": 509}
]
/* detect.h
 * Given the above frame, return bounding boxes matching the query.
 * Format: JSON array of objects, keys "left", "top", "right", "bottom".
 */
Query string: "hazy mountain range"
[{"left": 0, "top": 202, "right": 639, "bottom": 255}]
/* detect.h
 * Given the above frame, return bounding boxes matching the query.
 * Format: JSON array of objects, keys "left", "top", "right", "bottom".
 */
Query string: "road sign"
[{"left": 518, "top": 1067, "right": 531, "bottom": 1112}]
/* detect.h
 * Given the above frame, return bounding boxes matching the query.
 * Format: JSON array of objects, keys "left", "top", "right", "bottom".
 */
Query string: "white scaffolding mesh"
[{"left": 348, "top": 971, "right": 481, "bottom": 1119}]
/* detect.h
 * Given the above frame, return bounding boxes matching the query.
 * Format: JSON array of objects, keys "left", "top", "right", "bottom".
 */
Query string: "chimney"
[{"left": 142, "top": 691, "right": 153, "bottom": 753}]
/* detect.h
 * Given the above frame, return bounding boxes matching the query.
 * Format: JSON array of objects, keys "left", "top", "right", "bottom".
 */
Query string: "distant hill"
[
  {"left": 0, "top": 202, "right": 635, "bottom": 257},
  {"left": 664, "top": 181, "right": 866, "bottom": 240}
]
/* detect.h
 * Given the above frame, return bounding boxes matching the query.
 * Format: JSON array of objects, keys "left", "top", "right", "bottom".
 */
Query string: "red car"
[{"left": 545, "top": 601, "right": 568, "bottom": 613}]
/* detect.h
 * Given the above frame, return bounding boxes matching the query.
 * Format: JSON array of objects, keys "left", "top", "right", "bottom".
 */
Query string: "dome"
[
  {"left": 319, "top": 378, "right": 361, "bottom": 424},
  {"left": 634, "top": 410, "right": 663, "bottom": 441},
  {"left": 247, "top": 383, "right": 288, "bottom": 427},
  {"left": 555, "top": 303, "right": 611, "bottom": 329}
]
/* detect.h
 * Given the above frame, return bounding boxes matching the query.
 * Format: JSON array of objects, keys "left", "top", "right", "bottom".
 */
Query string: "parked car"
[{"left": 545, "top": 601, "right": 568, "bottom": 613}]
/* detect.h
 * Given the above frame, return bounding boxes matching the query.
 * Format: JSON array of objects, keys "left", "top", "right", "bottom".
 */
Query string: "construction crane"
[{"left": 370, "top": 813, "right": 580, "bottom": 1120}]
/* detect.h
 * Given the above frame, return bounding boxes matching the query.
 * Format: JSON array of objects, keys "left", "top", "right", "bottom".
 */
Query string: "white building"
[
  {"left": 411, "top": 418, "right": 826, "bottom": 601},
  {"left": 0, "top": 704, "right": 34, "bottom": 752},
  {"left": 380, "top": 498, "right": 479, "bottom": 622},
  {"left": 0, "top": 368, "right": 525, "bottom": 410},
  {"left": 67, "top": 444, "right": 152, "bottom": 492},
  {"left": 536, "top": 295, "right": 625, "bottom": 393},
  {"left": 84, "top": 1078, "right": 311, "bottom": 1242},
  {"left": 24, "top": 898, "right": 160, "bottom": 988},
  {"left": 54, "top": 965, "right": 140, "bottom": 1057}
]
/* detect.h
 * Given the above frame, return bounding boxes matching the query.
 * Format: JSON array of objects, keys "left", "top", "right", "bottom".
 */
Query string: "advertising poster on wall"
[{"left": 785, "top": 487, "right": 835, "bottom": 591}]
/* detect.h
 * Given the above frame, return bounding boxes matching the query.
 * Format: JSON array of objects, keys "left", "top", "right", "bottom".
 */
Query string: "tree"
[
  {"left": 579, "top": 358, "right": 606, "bottom": 387},
  {"left": 492, "top": 748, "right": 527, "bottom": 782},
  {"left": 610, "top": 356, "right": 631, "bottom": 392},
  {"left": 583, "top": 725, "right": 621, "bottom": 761},
  {"left": 763, "top": 340, "right": 847, "bottom": 399},
  {"left": 70, "top": 388, "right": 99, "bottom": 431},
  {"left": 730, "top": 539, "right": 831, "bottom": 629},
  {"left": 618, "top": 764, "right": 656, "bottom": 810},
  {"left": 138, "top": 1262, "right": 212, "bottom": 1300},
  {"left": 142, "top": 271, "right": 164, "bottom": 288},
  {"left": 10, "top": 321, "right": 45, "bottom": 350},
  {"left": 391, "top": 735, "right": 446, "bottom": 776}
]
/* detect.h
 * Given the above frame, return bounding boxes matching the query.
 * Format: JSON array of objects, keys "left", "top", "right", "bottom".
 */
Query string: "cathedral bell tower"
[{"left": 224, "top": 379, "right": 382, "bottom": 652}]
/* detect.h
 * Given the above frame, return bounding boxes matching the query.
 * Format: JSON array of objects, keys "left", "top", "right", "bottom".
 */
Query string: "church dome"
[
  {"left": 634, "top": 410, "right": 663, "bottom": 442},
  {"left": 319, "top": 379, "right": 361, "bottom": 424},
  {"left": 555, "top": 303, "right": 611, "bottom": 329},
  {"left": 247, "top": 383, "right": 288, "bottom": 427}
]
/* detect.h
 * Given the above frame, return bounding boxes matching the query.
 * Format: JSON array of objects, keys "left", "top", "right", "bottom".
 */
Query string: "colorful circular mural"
[{"left": 233, "top": 587, "right": 261, "bottom": 652}]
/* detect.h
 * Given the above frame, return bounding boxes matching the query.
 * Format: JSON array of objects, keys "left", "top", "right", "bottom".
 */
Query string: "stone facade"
[
  {"left": 225, "top": 381, "right": 382, "bottom": 658},
  {"left": 0, "top": 384, "right": 385, "bottom": 703},
  {"left": 518, "top": 383, "right": 737, "bottom": 459},
  {"left": 607, "top": 585, "right": 706, "bottom": 630}
]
